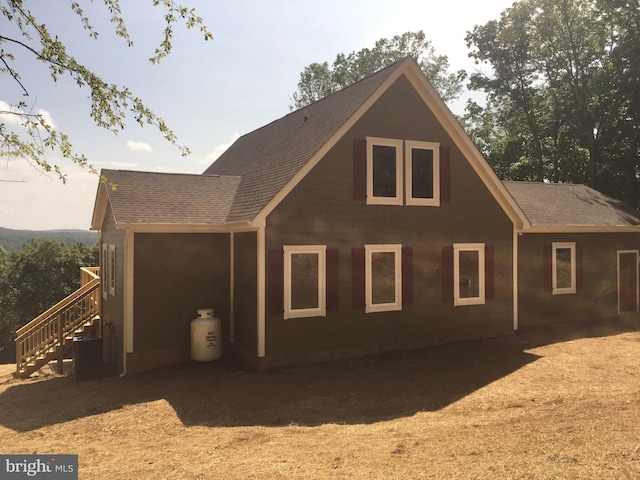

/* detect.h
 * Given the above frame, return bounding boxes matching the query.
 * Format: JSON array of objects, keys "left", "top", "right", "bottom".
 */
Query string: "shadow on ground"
[{"left": 0, "top": 315, "right": 637, "bottom": 432}]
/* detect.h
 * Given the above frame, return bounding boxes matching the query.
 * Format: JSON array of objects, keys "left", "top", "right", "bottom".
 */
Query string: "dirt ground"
[{"left": 1, "top": 315, "right": 639, "bottom": 479}]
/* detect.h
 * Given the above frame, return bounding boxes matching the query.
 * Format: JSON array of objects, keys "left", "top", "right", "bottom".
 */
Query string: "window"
[
  {"left": 454, "top": 243, "right": 485, "bottom": 306},
  {"left": 283, "top": 245, "right": 326, "bottom": 319},
  {"left": 552, "top": 242, "right": 576, "bottom": 295},
  {"left": 365, "top": 244, "right": 402, "bottom": 313},
  {"left": 406, "top": 141, "right": 439, "bottom": 206},
  {"left": 366, "top": 137, "right": 403, "bottom": 205},
  {"left": 364, "top": 137, "right": 442, "bottom": 206},
  {"left": 107, "top": 244, "right": 116, "bottom": 296},
  {"left": 100, "top": 243, "right": 109, "bottom": 298}
]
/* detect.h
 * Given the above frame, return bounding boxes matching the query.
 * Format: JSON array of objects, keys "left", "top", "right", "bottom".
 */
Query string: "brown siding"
[
  {"left": 233, "top": 232, "right": 258, "bottom": 367},
  {"left": 131, "top": 233, "right": 230, "bottom": 372},
  {"left": 518, "top": 232, "right": 640, "bottom": 326},
  {"left": 262, "top": 76, "right": 515, "bottom": 368},
  {"left": 99, "top": 202, "right": 125, "bottom": 372}
]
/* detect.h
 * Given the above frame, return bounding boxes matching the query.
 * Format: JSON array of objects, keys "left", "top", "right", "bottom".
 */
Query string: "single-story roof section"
[
  {"left": 91, "top": 169, "right": 242, "bottom": 230},
  {"left": 504, "top": 181, "right": 640, "bottom": 232}
]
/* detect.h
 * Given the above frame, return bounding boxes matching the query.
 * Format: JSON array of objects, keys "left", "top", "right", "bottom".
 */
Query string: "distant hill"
[{"left": 0, "top": 227, "right": 98, "bottom": 251}]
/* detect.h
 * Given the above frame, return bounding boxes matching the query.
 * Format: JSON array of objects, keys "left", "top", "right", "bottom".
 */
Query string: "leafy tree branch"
[{"left": 0, "top": 0, "right": 213, "bottom": 180}]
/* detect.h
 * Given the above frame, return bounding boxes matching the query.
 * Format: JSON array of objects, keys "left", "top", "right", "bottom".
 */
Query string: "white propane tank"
[{"left": 190, "top": 308, "right": 222, "bottom": 362}]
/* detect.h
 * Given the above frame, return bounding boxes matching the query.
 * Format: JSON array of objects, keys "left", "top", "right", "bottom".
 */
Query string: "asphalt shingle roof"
[
  {"left": 101, "top": 169, "right": 241, "bottom": 225},
  {"left": 504, "top": 181, "right": 640, "bottom": 227}
]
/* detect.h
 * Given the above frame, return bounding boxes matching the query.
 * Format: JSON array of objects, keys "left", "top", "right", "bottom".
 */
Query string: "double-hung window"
[
  {"left": 453, "top": 243, "right": 485, "bottom": 306},
  {"left": 283, "top": 245, "right": 327, "bottom": 319},
  {"left": 552, "top": 242, "right": 576, "bottom": 295},
  {"left": 365, "top": 244, "right": 402, "bottom": 313}
]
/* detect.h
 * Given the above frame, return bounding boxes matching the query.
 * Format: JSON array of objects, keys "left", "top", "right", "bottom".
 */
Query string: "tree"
[
  {"left": 289, "top": 31, "right": 466, "bottom": 110},
  {"left": 465, "top": 0, "right": 640, "bottom": 209},
  {"left": 0, "top": 0, "right": 213, "bottom": 182}
]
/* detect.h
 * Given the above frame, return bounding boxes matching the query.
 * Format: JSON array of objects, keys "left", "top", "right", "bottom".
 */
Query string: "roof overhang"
[
  {"left": 112, "top": 222, "right": 253, "bottom": 233},
  {"left": 518, "top": 225, "right": 640, "bottom": 234}
]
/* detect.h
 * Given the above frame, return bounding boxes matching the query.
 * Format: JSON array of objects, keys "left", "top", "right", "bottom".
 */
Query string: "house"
[{"left": 91, "top": 57, "right": 640, "bottom": 375}]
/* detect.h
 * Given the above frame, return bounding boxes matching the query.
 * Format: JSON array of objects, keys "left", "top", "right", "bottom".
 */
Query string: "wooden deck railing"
[{"left": 15, "top": 267, "right": 100, "bottom": 378}]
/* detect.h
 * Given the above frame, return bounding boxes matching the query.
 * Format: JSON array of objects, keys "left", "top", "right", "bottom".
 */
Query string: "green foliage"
[
  {"left": 465, "top": 0, "right": 640, "bottom": 209},
  {"left": 0, "top": 238, "right": 98, "bottom": 363},
  {"left": 289, "top": 31, "right": 466, "bottom": 110},
  {"left": 0, "top": 0, "right": 213, "bottom": 181}
]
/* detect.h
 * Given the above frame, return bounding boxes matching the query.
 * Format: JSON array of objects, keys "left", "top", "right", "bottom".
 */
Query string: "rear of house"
[{"left": 91, "top": 57, "right": 639, "bottom": 375}]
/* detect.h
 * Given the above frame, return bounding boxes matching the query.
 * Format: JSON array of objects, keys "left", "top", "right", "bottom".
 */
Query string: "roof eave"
[
  {"left": 519, "top": 225, "right": 640, "bottom": 234},
  {"left": 90, "top": 181, "right": 111, "bottom": 230},
  {"left": 114, "top": 222, "right": 252, "bottom": 233}
]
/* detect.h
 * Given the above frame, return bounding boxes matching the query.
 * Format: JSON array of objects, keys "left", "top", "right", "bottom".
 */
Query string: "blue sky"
[{"left": 0, "top": 0, "right": 514, "bottom": 230}]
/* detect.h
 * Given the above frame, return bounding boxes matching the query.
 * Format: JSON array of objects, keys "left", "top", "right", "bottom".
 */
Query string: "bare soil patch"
[{"left": 1, "top": 316, "right": 639, "bottom": 479}]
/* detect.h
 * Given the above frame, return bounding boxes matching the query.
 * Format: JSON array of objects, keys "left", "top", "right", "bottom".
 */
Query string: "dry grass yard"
[{"left": 1, "top": 315, "right": 639, "bottom": 479}]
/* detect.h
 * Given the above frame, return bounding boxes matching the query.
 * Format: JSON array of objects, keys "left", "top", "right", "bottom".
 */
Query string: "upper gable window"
[
  {"left": 366, "top": 137, "right": 403, "bottom": 205},
  {"left": 406, "top": 141, "right": 440, "bottom": 206},
  {"left": 364, "top": 137, "right": 441, "bottom": 206},
  {"left": 552, "top": 242, "right": 576, "bottom": 295}
]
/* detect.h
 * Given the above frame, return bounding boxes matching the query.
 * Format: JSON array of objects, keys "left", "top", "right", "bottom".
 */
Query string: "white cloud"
[
  {"left": 126, "top": 140, "right": 152, "bottom": 152},
  {"left": 202, "top": 133, "right": 240, "bottom": 164}
]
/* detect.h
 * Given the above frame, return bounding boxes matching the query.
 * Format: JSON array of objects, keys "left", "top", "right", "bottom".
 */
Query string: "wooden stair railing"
[{"left": 15, "top": 267, "right": 100, "bottom": 379}]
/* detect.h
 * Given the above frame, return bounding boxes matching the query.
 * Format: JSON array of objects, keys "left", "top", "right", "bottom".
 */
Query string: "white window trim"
[
  {"left": 405, "top": 140, "right": 440, "bottom": 206},
  {"left": 365, "top": 244, "right": 402, "bottom": 313},
  {"left": 552, "top": 242, "right": 576, "bottom": 295},
  {"left": 283, "top": 245, "right": 326, "bottom": 319},
  {"left": 454, "top": 243, "right": 485, "bottom": 307},
  {"left": 108, "top": 244, "right": 116, "bottom": 296},
  {"left": 366, "top": 137, "right": 404, "bottom": 206}
]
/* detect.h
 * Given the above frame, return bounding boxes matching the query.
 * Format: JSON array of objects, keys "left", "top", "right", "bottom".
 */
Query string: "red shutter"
[
  {"left": 543, "top": 244, "right": 552, "bottom": 292},
  {"left": 485, "top": 245, "right": 495, "bottom": 300},
  {"left": 439, "top": 145, "right": 451, "bottom": 203},
  {"left": 326, "top": 248, "right": 340, "bottom": 311},
  {"left": 353, "top": 138, "right": 367, "bottom": 200},
  {"left": 352, "top": 247, "right": 365, "bottom": 309},
  {"left": 442, "top": 246, "right": 454, "bottom": 304},
  {"left": 402, "top": 246, "right": 413, "bottom": 305},
  {"left": 267, "top": 248, "right": 284, "bottom": 315}
]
